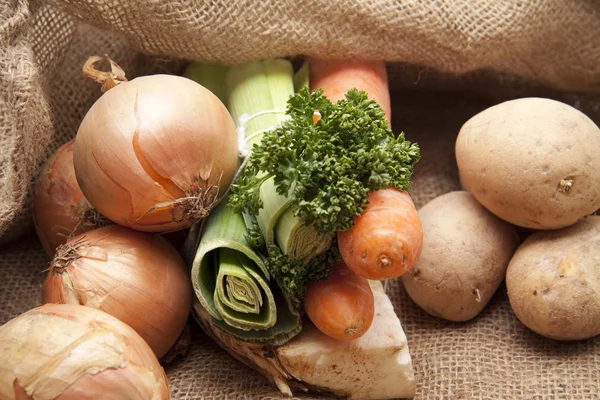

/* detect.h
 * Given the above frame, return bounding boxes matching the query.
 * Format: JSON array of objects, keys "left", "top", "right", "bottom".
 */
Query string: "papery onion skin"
[
  {"left": 73, "top": 74, "right": 239, "bottom": 232},
  {"left": 42, "top": 224, "right": 192, "bottom": 359},
  {"left": 0, "top": 303, "right": 169, "bottom": 400},
  {"left": 33, "top": 140, "right": 108, "bottom": 257}
]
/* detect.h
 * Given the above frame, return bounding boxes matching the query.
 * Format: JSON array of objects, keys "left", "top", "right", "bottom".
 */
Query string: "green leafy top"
[
  {"left": 229, "top": 87, "right": 420, "bottom": 233},
  {"left": 245, "top": 219, "right": 266, "bottom": 251}
]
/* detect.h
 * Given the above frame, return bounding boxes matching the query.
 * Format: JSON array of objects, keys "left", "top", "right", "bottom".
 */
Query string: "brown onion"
[
  {"left": 42, "top": 224, "right": 192, "bottom": 359},
  {"left": 0, "top": 303, "right": 169, "bottom": 399},
  {"left": 33, "top": 140, "right": 110, "bottom": 257},
  {"left": 73, "top": 56, "right": 239, "bottom": 232}
]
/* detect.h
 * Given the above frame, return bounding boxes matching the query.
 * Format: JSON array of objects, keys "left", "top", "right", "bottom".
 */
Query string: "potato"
[
  {"left": 506, "top": 216, "right": 600, "bottom": 341},
  {"left": 402, "top": 191, "right": 519, "bottom": 321},
  {"left": 456, "top": 97, "right": 600, "bottom": 230}
]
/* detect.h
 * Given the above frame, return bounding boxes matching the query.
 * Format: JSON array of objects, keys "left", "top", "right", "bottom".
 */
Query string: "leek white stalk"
[{"left": 225, "top": 60, "right": 333, "bottom": 263}]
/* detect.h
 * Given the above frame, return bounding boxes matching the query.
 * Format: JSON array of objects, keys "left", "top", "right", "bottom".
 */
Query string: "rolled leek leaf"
[
  {"left": 191, "top": 200, "right": 301, "bottom": 344},
  {"left": 274, "top": 206, "right": 332, "bottom": 263},
  {"left": 226, "top": 60, "right": 333, "bottom": 263},
  {"left": 212, "top": 248, "right": 271, "bottom": 329}
]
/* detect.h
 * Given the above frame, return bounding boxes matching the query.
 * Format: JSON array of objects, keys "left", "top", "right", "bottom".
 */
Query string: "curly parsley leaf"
[
  {"left": 264, "top": 242, "right": 341, "bottom": 299},
  {"left": 244, "top": 219, "right": 266, "bottom": 251}
]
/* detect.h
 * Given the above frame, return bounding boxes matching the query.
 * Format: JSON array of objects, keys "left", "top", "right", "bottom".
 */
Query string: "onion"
[
  {"left": 33, "top": 140, "right": 110, "bottom": 257},
  {"left": 42, "top": 224, "right": 192, "bottom": 359},
  {"left": 0, "top": 303, "right": 169, "bottom": 399},
  {"left": 73, "top": 56, "right": 239, "bottom": 232}
]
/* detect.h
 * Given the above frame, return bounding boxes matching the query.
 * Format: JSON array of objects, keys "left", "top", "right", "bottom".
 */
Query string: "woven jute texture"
[
  {"left": 2, "top": 0, "right": 600, "bottom": 399},
  {"left": 52, "top": 0, "right": 600, "bottom": 93},
  {"left": 2, "top": 89, "right": 600, "bottom": 399}
]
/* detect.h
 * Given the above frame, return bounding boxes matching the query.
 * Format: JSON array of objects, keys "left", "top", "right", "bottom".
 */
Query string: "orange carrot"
[
  {"left": 308, "top": 58, "right": 391, "bottom": 125},
  {"left": 304, "top": 262, "right": 374, "bottom": 341},
  {"left": 309, "top": 59, "right": 423, "bottom": 280},
  {"left": 338, "top": 188, "right": 423, "bottom": 280}
]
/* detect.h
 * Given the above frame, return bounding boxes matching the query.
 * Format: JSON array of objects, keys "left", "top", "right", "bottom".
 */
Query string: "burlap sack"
[
  {"left": 2, "top": 0, "right": 600, "bottom": 244},
  {"left": 2, "top": 0, "right": 600, "bottom": 398}
]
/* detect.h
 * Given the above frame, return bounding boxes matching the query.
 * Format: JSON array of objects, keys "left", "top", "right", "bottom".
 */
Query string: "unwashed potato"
[
  {"left": 456, "top": 97, "right": 600, "bottom": 230},
  {"left": 506, "top": 216, "right": 600, "bottom": 341},
  {"left": 402, "top": 191, "right": 520, "bottom": 321}
]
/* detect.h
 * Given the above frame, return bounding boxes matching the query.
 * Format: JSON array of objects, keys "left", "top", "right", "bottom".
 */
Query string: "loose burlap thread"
[{"left": 2, "top": 0, "right": 600, "bottom": 398}]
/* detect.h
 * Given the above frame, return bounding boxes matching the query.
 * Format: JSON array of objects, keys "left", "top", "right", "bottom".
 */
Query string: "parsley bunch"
[{"left": 229, "top": 87, "right": 420, "bottom": 233}]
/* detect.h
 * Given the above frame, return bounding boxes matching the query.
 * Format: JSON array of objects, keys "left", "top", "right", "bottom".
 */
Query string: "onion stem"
[{"left": 83, "top": 55, "right": 128, "bottom": 92}]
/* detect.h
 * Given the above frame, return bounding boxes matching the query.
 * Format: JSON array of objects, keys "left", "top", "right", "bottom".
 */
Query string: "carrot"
[
  {"left": 308, "top": 58, "right": 391, "bottom": 125},
  {"left": 338, "top": 188, "right": 422, "bottom": 280},
  {"left": 304, "top": 262, "right": 374, "bottom": 341},
  {"left": 309, "top": 59, "right": 423, "bottom": 280}
]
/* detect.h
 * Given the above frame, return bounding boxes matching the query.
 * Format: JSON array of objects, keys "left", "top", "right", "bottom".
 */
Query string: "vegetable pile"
[
  {"left": 0, "top": 55, "right": 424, "bottom": 400},
  {"left": 192, "top": 58, "right": 422, "bottom": 349},
  {"left": 5, "top": 46, "right": 599, "bottom": 399},
  {"left": 4, "top": 45, "right": 598, "bottom": 400}
]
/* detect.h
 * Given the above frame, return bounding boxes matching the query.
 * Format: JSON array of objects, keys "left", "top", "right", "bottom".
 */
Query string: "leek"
[
  {"left": 187, "top": 62, "right": 301, "bottom": 344},
  {"left": 190, "top": 59, "right": 336, "bottom": 344},
  {"left": 191, "top": 199, "right": 301, "bottom": 344},
  {"left": 225, "top": 59, "right": 333, "bottom": 266}
]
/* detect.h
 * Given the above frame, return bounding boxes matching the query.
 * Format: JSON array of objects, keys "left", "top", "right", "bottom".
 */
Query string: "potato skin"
[
  {"left": 402, "top": 191, "right": 519, "bottom": 321},
  {"left": 506, "top": 216, "right": 600, "bottom": 341},
  {"left": 456, "top": 97, "right": 600, "bottom": 230}
]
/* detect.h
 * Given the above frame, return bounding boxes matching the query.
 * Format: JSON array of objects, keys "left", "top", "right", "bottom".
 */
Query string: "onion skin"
[
  {"left": 33, "top": 140, "right": 105, "bottom": 257},
  {"left": 0, "top": 303, "right": 169, "bottom": 400},
  {"left": 73, "top": 74, "right": 239, "bottom": 232},
  {"left": 42, "top": 224, "right": 192, "bottom": 360}
]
